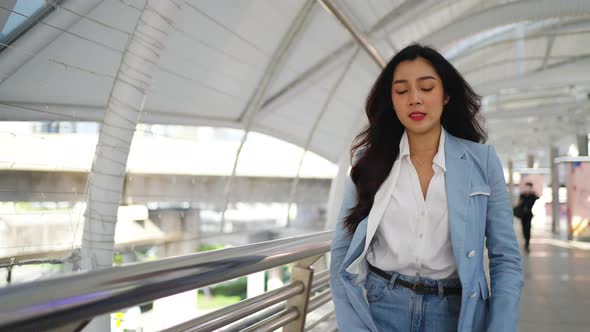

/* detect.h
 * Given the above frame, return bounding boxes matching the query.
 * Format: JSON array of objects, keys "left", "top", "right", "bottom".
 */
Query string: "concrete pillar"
[
  {"left": 159, "top": 210, "right": 183, "bottom": 258},
  {"left": 267, "top": 267, "right": 284, "bottom": 291},
  {"left": 153, "top": 209, "right": 201, "bottom": 258},
  {"left": 181, "top": 209, "right": 201, "bottom": 254},
  {"left": 527, "top": 154, "right": 535, "bottom": 168},
  {"left": 247, "top": 271, "right": 266, "bottom": 298},
  {"left": 577, "top": 134, "right": 589, "bottom": 156},
  {"left": 508, "top": 160, "right": 515, "bottom": 207},
  {"left": 121, "top": 251, "right": 137, "bottom": 264},
  {"left": 292, "top": 205, "right": 322, "bottom": 229},
  {"left": 550, "top": 146, "right": 559, "bottom": 234}
]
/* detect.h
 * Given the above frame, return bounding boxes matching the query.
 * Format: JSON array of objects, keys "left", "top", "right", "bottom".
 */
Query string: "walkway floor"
[{"left": 517, "top": 219, "right": 590, "bottom": 332}]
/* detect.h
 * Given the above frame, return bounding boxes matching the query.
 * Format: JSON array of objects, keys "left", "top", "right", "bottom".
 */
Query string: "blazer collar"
[{"left": 444, "top": 131, "right": 467, "bottom": 161}]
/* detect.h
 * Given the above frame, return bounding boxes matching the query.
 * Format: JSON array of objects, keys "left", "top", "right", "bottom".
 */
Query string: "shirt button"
[
  {"left": 419, "top": 234, "right": 423, "bottom": 239},
  {"left": 421, "top": 210, "right": 426, "bottom": 216},
  {"left": 467, "top": 250, "right": 475, "bottom": 258}
]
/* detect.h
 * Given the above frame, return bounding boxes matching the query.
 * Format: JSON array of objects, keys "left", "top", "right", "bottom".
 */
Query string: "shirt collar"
[
  {"left": 399, "top": 131, "right": 411, "bottom": 159},
  {"left": 434, "top": 129, "right": 446, "bottom": 172},
  {"left": 398, "top": 128, "right": 447, "bottom": 172}
]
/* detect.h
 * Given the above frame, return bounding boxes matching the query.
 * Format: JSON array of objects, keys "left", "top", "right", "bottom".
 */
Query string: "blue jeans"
[{"left": 365, "top": 270, "right": 462, "bottom": 332}]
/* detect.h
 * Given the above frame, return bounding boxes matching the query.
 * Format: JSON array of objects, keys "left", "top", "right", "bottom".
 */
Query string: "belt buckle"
[{"left": 412, "top": 282, "right": 426, "bottom": 293}]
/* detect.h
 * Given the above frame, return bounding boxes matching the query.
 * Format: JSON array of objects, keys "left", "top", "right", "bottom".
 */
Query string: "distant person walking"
[{"left": 517, "top": 182, "right": 539, "bottom": 253}]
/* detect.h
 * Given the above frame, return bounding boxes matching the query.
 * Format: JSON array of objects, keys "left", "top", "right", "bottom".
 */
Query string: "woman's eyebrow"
[{"left": 393, "top": 75, "right": 437, "bottom": 85}]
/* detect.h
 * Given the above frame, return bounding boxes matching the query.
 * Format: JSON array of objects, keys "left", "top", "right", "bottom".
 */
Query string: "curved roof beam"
[
  {"left": 422, "top": 0, "right": 590, "bottom": 50},
  {"left": 485, "top": 100, "right": 590, "bottom": 120},
  {"left": 221, "top": 0, "right": 317, "bottom": 231},
  {"left": 285, "top": 48, "right": 360, "bottom": 227},
  {"left": 0, "top": 101, "right": 241, "bottom": 127},
  {"left": 318, "top": 0, "right": 385, "bottom": 68},
  {"left": 0, "top": 101, "right": 344, "bottom": 162},
  {"left": 461, "top": 55, "right": 587, "bottom": 76},
  {"left": 260, "top": 0, "right": 437, "bottom": 112},
  {"left": 449, "top": 19, "right": 590, "bottom": 62},
  {"left": 476, "top": 55, "right": 590, "bottom": 95}
]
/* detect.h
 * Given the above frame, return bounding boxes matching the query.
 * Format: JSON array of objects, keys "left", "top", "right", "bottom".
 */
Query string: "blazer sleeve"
[
  {"left": 485, "top": 145, "right": 525, "bottom": 332},
  {"left": 329, "top": 174, "right": 370, "bottom": 331}
]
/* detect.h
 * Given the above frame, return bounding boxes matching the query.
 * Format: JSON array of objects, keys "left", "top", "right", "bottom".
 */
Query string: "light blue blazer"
[{"left": 330, "top": 132, "right": 524, "bottom": 332}]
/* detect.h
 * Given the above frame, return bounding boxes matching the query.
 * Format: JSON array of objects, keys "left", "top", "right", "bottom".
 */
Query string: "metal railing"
[{"left": 0, "top": 231, "right": 335, "bottom": 332}]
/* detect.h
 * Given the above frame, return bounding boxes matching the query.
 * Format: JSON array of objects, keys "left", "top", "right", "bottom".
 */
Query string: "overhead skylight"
[{"left": 0, "top": 0, "right": 58, "bottom": 51}]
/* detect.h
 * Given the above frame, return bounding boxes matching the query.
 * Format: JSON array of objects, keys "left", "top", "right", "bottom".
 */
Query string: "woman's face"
[{"left": 391, "top": 57, "right": 447, "bottom": 136}]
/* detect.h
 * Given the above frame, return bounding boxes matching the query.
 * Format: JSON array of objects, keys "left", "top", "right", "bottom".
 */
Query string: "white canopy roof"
[{"left": 1, "top": 0, "right": 590, "bottom": 166}]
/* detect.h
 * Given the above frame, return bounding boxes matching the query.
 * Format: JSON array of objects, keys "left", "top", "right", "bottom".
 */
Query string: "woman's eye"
[
  {"left": 395, "top": 90, "right": 407, "bottom": 95},
  {"left": 422, "top": 87, "right": 434, "bottom": 92}
]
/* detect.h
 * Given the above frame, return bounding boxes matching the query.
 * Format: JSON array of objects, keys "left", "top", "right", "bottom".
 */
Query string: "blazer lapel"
[
  {"left": 444, "top": 134, "right": 473, "bottom": 278},
  {"left": 339, "top": 218, "right": 379, "bottom": 332},
  {"left": 363, "top": 159, "right": 401, "bottom": 254}
]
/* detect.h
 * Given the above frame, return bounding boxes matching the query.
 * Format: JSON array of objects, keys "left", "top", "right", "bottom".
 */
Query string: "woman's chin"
[{"left": 404, "top": 122, "right": 441, "bottom": 135}]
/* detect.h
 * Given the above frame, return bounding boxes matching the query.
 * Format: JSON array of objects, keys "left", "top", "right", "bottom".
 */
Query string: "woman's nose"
[{"left": 408, "top": 89, "right": 422, "bottom": 106}]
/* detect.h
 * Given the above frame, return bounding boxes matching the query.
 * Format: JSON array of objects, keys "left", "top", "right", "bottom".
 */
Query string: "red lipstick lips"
[{"left": 409, "top": 112, "right": 426, "bottom": 121}]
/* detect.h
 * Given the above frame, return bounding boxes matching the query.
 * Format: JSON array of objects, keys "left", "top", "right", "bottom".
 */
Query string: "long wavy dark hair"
[{"left": 344, "top": 43, "right": 487, "bottom": 234}]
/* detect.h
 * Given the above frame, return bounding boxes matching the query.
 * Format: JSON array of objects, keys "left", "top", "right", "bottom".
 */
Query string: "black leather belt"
[{"left": 368, "top": 265, "right": 462, "bottom": 296}]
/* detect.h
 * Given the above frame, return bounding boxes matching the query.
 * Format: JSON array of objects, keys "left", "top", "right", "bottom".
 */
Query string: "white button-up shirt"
[{"left": 360, "top": 129, "right": 457, "bottom": 280}]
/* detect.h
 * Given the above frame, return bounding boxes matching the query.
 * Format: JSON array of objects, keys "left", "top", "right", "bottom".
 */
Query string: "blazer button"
[{"left": 467, "top": 250, "right": 475, "bottom": 258}]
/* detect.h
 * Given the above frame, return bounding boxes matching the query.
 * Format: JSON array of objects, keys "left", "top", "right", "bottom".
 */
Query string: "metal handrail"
[
  {"left": 163, "top": 282, "right": 305, "bottom": 332},
  {"left": 310, "top": 271, "right": 330, "bottom": 293},
  {"left": 307, "top": 289, "right": 333, "bottom": 312},
  {"left": 242, "top": 307, "right": 300, "bottom": 332},
  {"left": 0, "top": 231, "right": 333, "bottom": 331},
  {"left": 223, "top": 287, "right": 333, "bottom": 332},
  {"left": 217, "top": 271, "right": 331, "bottom": 332},
  {"left": 222, "top": 302, "right": 285, "bottom": 332}
]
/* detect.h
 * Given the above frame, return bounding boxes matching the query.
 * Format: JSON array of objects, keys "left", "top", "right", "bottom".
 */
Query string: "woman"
[{"left": 329, "top": 44, "right": 523, "bottom": 332}]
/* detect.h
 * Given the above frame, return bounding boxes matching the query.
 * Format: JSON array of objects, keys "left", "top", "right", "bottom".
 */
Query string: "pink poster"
[{"left": 566, "top": 162, "right": 590, "bottom": 239}]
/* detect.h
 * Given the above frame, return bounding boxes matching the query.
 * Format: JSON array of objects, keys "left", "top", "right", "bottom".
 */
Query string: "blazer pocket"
[{"left": 469, "top": 184, "right": 491, "bottom": 197}]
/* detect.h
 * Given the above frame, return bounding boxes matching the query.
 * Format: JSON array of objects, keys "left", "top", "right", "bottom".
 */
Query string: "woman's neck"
[{"left": 407, "top": 126, "right": 442, "bottom": 155}]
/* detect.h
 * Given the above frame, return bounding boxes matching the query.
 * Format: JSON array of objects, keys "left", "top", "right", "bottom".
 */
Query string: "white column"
[
  {"left": 247, "top": 271, "right": 266, "bottom": 298},
  {"left": 550, "top": 146, "right": 559, "bottom": 233},
  {"left": 81, "top": 0, "right": 181, "bottom": 270},
  {"left": 267, "top": 267, "right": 284, "bottom": 291},
  {"left": 80, "top": 1, "right": 181, "bottom": 331}
]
